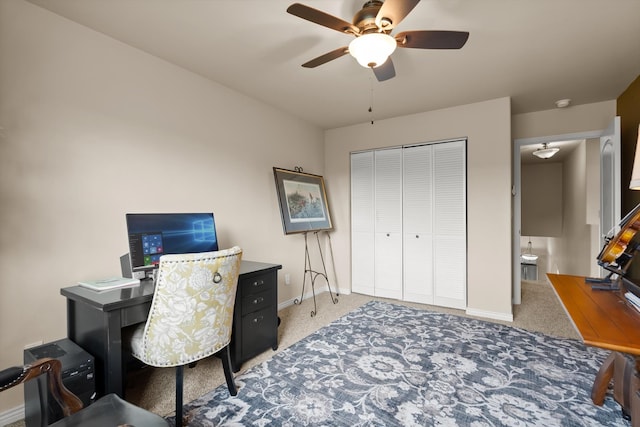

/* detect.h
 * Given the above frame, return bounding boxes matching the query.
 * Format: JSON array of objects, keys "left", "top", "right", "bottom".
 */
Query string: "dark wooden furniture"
[
  {"left": 231, "top": 263, "right": 281, "bottom": 372},
  {"left": 547, "top": 273, "right": 640, "bottom": 425},
  {"left": 61, "top": 260, "right": 281, "bottom": 398},
  {"left": 1, "top": 358, "right": 83, "bottom": 417},
  {"left": 0, "top": 358, "right": 168, "bottom": 426}
]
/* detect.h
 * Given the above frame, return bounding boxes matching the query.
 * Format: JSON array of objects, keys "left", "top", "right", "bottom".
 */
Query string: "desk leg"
[
  {"left": 103, "top": 312, "right": 124, "bottom": 397},
  {"left": 592, "top": 352, "right": 615, "bottom": 405}
]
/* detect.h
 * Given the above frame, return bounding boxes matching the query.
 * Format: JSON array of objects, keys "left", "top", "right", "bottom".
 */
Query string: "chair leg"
[
  {"left": 176, "top": 365, "right": 184, "bottom": 427},
  {"left": 221, "top": 345, "right": 238, "bottom": 396}
]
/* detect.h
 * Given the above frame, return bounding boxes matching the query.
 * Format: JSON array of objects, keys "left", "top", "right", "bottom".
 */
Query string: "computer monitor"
[{"left": 125, "top": 213, "right": 218, "bottom": 276}]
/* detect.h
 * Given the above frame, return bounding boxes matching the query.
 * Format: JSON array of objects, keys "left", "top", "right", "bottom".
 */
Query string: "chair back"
[{"left": 131, "top": 246, "right": 242, "bottom": 367}]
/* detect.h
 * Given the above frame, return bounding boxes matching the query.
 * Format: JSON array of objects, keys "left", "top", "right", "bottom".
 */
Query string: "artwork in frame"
[{"left": 273, "top": 167, "right": 333, "bottom": 235}]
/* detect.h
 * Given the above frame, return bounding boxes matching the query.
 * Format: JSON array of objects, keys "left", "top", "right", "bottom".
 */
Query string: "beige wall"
[
  {"left": 521, "top": 163, "right": 563, "bottom": 237},
  {"left": 552, "top": 141, "right": 593, "bottom": 276},
  {"left": 512, "top": 100, "right": 616, "bottom": 140},
  {"left": 0, "top": 0, "right": 325, "bottom": 412},
  {"left": 324, "top": 97, "right": 513, "bottom": 321}
]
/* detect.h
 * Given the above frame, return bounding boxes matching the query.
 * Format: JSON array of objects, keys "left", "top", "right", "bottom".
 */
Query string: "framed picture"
[{"left": 273, "top": 167, "right": 333, "bottom": 235}]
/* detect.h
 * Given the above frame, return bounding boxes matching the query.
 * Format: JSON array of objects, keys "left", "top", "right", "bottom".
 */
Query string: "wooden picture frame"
[{"left": 273, "top": 167, "right": 333, "bottom": 235}]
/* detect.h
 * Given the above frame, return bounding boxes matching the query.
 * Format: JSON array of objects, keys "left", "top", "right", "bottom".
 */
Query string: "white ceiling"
[{"left": 26, "top": 0, "right": 640, "bottom": 130}]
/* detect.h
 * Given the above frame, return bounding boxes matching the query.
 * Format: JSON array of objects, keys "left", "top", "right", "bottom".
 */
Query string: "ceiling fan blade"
[
  {"left": 372, "top": 57, "right": 396, "bottom": 82},
  {"left": 375, "top": 0, "right": 420, "bottom": 30},
  {"left": 302, "top": 46, "right": 349, "bottom": 68},
  {"left": 395, "top": 30, "right": 469, "bottom": 49},
  {"left": 287, "top": 3, "right": 359, "bottom": 35}
]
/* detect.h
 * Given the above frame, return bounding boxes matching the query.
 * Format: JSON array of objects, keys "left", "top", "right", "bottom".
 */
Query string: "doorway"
[{"left": 512, "top": 121, "right": 620, "bottom": 305}]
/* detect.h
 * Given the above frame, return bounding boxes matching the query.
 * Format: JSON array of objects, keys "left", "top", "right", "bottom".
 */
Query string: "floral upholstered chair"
[{"left": 129, "top": 246, "right": 242, "bottom": 427}]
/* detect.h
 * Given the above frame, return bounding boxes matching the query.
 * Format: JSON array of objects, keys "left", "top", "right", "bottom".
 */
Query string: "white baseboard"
[
  {"left": 465, "top": 307, "right": 514, "bottom": 322},
  {"left": 277, "top": 285, "right": 348, "bottom": 311},
  {"left": 0, "top": 404, "right": 24, "bottom": 426},
  {"left": 278, "top": 286, "right": 328, "bottom": 310}
]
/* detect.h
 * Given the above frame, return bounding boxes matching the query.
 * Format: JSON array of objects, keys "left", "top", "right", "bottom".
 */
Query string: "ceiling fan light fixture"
[
  {"left": 348, "top": 33, "right": 397, "bottom": 68},
  {"left": 532, "top": 143, "right": 560, "bottom": 159}
]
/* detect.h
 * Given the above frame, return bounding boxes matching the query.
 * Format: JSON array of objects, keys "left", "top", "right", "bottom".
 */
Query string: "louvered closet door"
[
  {"left": 433, "top": 140, "right": 466, "bottom": 309},
  {"left": 374, "top": 148, "right": 403, "bottom": 299},
  {"left": 351, "top": 151, "right": 375, "bottom": 295},
  {"left": 403, "top": 145, "right": 434, "bottom": 304}
]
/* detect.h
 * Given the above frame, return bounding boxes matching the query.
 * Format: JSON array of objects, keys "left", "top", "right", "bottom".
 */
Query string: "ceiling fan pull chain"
[{"left": 369, "top": 78, "right": 375, "bottom": 125}]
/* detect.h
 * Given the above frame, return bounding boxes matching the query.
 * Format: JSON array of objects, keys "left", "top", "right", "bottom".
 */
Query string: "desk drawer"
[
  {"left": 239, "top": 273, "right": 276, "bottom": 297},
  {"left": 120, "top": 301, "right": 151, "bottom": 327},
  {"left": 241, "top": 306, "right": 278, "bottom": 360},
  {"left": 241, "top": 289, "right": 276, "bottom": 315}
]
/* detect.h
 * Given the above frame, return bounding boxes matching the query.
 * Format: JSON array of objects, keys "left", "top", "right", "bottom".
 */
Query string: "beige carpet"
[{"left": 7, "top": 279, "right": 579, "bottom": 425}]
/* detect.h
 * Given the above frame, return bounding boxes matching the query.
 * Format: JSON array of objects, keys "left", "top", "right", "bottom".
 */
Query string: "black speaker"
[
  {"left": 121, "top": 252, "right": 147, "bottom": 280},
  {"left": 23, "top": 338, "right": 95, "bottom": 427},
  {"left": 120, "top": 252, "right": 132, "bottom": 278}
]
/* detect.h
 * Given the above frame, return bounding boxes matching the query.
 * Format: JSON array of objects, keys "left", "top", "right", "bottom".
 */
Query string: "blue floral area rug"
[{"left": 170, "top": 301, "right": 629, "bottom": 426}]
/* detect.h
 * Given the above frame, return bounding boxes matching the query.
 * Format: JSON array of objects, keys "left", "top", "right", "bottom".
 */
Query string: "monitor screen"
[{"left": 126, "top": 213, "right": 218, "bottom": 272}]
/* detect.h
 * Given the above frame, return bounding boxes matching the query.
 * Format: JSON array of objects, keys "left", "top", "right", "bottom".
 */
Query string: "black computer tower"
[{"left": 23, "top": 338, "right": 95, "bottom": 427}]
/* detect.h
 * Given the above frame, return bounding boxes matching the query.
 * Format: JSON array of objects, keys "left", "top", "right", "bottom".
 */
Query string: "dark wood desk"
[
  {"left": 61, "top": 260, "right": 281, "bottom": 398},
  {"left": 547, "top": 273, "right": 640, "bottom": 424}
]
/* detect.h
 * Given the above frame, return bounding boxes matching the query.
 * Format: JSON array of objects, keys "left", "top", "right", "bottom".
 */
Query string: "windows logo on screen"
[{"left": 193, "top": 219, "right": 215, "bottom": 242}]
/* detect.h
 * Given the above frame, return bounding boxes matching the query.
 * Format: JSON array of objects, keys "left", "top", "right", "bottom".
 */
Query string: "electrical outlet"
[{"left": 285, "top": 273, "right": 291, "bottom": 285}]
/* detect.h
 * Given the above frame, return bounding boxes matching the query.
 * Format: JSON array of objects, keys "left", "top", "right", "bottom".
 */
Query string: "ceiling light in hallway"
[
  {"left": 555, "top": 99, "right": 571, "bottom": 108},
  {"left": 533, "top": 143, "right": 560, "bottom": 159}
]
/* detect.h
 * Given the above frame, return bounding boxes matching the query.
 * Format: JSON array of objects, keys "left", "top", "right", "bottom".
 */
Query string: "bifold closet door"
[
  {"left": 403, "top": 145, "right": 434, "bottom": 304},
  {"left": 433, "top": 140, "right": 466, "bottom": 309},
  {"left": 373, "top": 148, "right": 403, "bottom": 299},
  {"left": 350, "top": 151, "right": 375, "bottom": 296},
  {"left": 351, "top": 141, "right": 466, "bottom": 308}
]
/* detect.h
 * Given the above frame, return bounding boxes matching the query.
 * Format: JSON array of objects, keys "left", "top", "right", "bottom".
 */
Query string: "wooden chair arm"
[{"left": 0, "top": 358, "right": 83, "bottom": 417}]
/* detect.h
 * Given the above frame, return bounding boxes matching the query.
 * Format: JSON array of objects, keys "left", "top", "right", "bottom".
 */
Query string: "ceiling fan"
[{"left": 287, "top": 0, "right": 469, "bottom": 81}]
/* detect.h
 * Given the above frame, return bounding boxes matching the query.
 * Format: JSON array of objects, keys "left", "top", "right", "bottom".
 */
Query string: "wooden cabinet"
[
  {"left": 351, "top": 140, "right": 466, "bottom": 309},
  {"left": 230, "top": 261, "right": 281, "bottom": 372}
]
